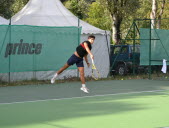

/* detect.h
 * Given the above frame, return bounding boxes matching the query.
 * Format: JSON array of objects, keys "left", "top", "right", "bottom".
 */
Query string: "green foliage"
[
  {"left": 0, "top": 0, "right": 28, "bottom": 19},
  {"left": 64, "top": 0, "right": 89, "bottom": 19},
  {"left": 160, "top": 3, "right": 169, "bottom": 29},
  {"left": 11, "top": 0, "right": 29, "bottom": 17},
  {"left": 0, "top": 0, "right": 13, "bottom": 18},
  {"left": 0, "top": 0, "right": 169, "bottom": 39},
  {"left": 100, "top": 0, "right": 140, "bottom": 17},
  {"left": 120, "top": 0, "right": 150, "bottom": 39},
  {"left": 135, "top": 0, "right": 151, "bottom": 19},
  {"left": 163, "top": 3, "right": 169, "bottom": 18},
  {"left": 134, "top": 1, "right": 169, "bottom": 29},
  {"left": 85, "top": 1, "right": 112, "bottom": 30}
]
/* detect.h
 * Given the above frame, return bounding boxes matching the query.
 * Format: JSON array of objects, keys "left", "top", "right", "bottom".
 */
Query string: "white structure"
[
  {"left": 2, "top": 0, "right": 110, "bottom": 81},
  {"left": 0, "top": 16, "right": 9, "bottom": 25}
]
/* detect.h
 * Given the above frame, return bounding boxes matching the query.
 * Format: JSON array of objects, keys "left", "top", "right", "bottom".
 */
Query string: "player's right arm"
[
  {"left": 84, "top": 42, "right": 94, "bottom": 59},
  {"left": 84, "top": 54, "right": 90, "bottom": 67}
]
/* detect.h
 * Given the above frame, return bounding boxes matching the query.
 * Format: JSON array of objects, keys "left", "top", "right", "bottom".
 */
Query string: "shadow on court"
[{"left": 0, "top": 93, "right": 151, "bottom": 127}]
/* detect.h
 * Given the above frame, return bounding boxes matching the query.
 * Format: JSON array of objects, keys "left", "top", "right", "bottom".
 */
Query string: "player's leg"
[
  {"left": 51, "top": 63, "right": 70, "bottom": 84},
  {"left": 51, "top": 54, "right": 76, "bottom": 84},
  {"left": 78, "top": 67, "right": 85, "bottom": 85},
  {"left": 57, "top": 63, "right": 70, "bottom": 75},
  {"left": 78, "top": 67, "right": 89, "bottom": 93},
  {"left": 76, "top": 58, "right": 89, "bottom": 93}
]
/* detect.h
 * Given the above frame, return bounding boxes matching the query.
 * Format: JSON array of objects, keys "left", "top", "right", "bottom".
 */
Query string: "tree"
[
  {"left": 156, "top": 0, "right": 166, "bottom": 29},
  {"left": 150, "top": 0, "right": 157, "bottom": 28},
  {"left": 64, "top": 0, "right": 89, "bottom": 19},
  {"left": 61, "top": 0, "right": 67, "bottom": 2},
  {"left": 101, "top": 0, "right": 140, "bottom": 44},
  {"left": 85, "top": 1, "right": 111, "bottom": 31},
  {"left": 0, "top": 0, "right": 28, "bottom": 19},
  {"left": 150, "top": 0, "right": 167, "bottom": 29},
  {"left": 0, "top": 0, "right": 14, "bottom": 18},
  {"left": 62, "top": 0, "right": 95, "bottom": 3}
]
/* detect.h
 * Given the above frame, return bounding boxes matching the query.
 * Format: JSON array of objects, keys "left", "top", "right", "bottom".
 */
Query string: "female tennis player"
[{"left": 51, "top": 35, "right": 95, "bottom": 93}]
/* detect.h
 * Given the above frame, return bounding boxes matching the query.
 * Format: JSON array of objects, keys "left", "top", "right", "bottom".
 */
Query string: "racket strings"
[
  {"left": 91, "top": 61, "right": 100, "bottom": 80},
  {"left": 92, "top": 69, "right": 100, "bottom": 80}
]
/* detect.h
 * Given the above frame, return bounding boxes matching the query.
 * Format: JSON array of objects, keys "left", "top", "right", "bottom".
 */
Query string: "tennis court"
[{"left": 0, "top": 79, "right": 169, "bottom": 128}]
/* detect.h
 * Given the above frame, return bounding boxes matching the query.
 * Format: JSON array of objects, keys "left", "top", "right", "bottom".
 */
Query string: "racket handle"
[{"left": 91, "top": 59, "right": 94, "bottom": 64}]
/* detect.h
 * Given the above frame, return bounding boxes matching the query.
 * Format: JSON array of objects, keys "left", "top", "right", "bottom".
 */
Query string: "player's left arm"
[{"left": 84, "top": 42, "right": 94, "bottom": 59}]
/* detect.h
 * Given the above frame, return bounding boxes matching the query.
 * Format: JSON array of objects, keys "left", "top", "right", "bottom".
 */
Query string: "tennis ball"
[
  {"left": 121, "top": 78, "right": 123, "bottom": 80},
  {"left": 165, "top": 76, "right": 168, "bottom": 79}
]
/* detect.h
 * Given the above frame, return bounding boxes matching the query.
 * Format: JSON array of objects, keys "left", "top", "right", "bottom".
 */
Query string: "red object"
[{"left": 80, "top": 43, "right": 86, "bottom": 50}]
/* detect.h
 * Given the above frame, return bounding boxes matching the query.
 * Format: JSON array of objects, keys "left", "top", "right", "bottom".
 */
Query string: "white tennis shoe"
[
  {"left": 80, "top": 87, "right": 89, "bottom": 93},
  {"left": 51, "top": 77, "right": 56, "bottom": 84}
]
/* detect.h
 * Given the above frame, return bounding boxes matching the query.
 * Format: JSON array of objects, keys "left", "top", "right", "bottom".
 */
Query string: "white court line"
[{"left": 0, "top": 89, "right": 168, "bottom": 105}]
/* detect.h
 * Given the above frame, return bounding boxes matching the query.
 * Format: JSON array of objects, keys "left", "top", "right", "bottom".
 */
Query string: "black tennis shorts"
[{"left": 67, "top": 54, "right": 84, "bottom": 67}]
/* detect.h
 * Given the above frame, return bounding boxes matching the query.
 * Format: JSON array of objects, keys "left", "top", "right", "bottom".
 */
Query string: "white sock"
[
  {"left": 53, "top": 73, "right": 58, "bottom": 78},
  {"left": 82, "top": 84, "right": 86, "bottom": 88}
]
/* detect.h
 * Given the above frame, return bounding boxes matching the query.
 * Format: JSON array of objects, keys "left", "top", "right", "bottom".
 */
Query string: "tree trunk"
[
  {"left": 112, "top": 14, "right": 122, "bottom": 44},
  {"left": 150, "top": 0, "right": 157, "bottom": 29},
  {"left": 156, "top": 0, "right": 165, "bottom": 29}
]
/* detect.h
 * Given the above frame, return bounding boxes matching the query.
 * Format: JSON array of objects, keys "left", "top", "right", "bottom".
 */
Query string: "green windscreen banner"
[
  {"left": 140, "top": 28, "right": 169, "bottom": 65},
  {"left": 0, "top": 25, "right": 81, "bottom": 73}
]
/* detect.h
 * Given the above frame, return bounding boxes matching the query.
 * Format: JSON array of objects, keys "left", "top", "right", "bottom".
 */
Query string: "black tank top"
[{"left": 76, "top": 41, "right": 92, "bottom": 58}]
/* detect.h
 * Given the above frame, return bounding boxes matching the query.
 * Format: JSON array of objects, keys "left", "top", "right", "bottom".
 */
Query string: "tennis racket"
[{"left": 91, "top": 59, "right": 100, "bottom": 80}]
